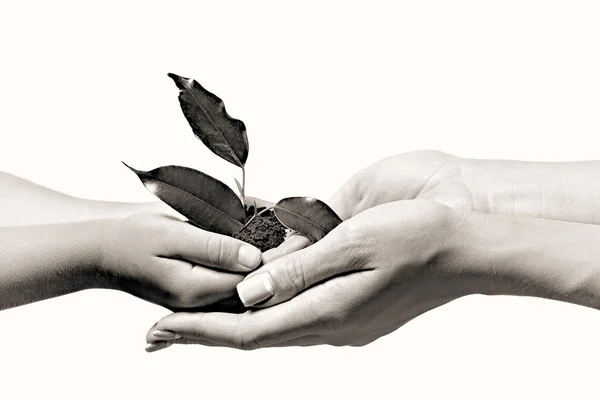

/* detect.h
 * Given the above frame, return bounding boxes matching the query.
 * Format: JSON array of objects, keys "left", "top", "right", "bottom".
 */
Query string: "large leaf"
[
  {"left": 273, "top": 197, "right": 342, "bottom": 242},
  {"left": 123, "top": 162, "right": 245, "bottom": 235},
  {"left": 168, "top": 73, "right": 249, "bottom": 168}
]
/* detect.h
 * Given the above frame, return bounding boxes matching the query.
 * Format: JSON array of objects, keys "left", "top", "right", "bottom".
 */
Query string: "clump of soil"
[{"left": 233, "top": 209, "right": 286, "bottom": 252}]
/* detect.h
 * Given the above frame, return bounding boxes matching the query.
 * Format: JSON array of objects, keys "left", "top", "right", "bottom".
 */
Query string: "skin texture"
[
  {"left": 0, "top": 171, "right": 264, "bottom": 311},
  {"left": 146, "top": 200, "right": 600, "bottom": 349},
  {"left": 146, "top": 150, "right": 600, "bottom": 350},
  {"left": 328, "top": 149, "right": 600, "bottom": 223},
  {"left": 0, "top": 213, "right": 263, "bottom": 311},
  {"left": 263, "top": 150, "right": 600, "bottom": 263},
  {"left": 0, "top": 170, "right": 173, "bottom": 226}
]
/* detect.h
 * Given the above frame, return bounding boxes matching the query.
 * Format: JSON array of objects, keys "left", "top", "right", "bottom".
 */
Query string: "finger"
[
  {"left": 163, "top": 221, "right": 262, "bottom": 272},
  {"left": 147, "top": 335, "right": 325, "bottom": 348},
  {"left": 153, "top": 295, "right": 322, "bottom": 350},
  {"left": 145, "top": 341, "right": 172, "bottom": 353},
  {"left": 259, "top": 335, "right": 326, "bottom": 347},
  {"left": 261, "top": 233, "right": 311, "bottom": 264},
  {"left": 160, "top": 259, "right": 245, "bottom": 308},
  {"left": 151, "top": 271, "right": 373, "bottom": 350},
  {"left": 236, "top": 225, "right": 364, "bottom": 308}
]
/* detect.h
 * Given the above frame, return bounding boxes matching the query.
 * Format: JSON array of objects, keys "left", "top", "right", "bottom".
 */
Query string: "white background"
[{"left": 1, "top": 1, "right": 599, "bottom": 398}]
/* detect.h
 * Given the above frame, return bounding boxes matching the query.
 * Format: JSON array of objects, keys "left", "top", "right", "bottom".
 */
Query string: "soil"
[{"left": 233, "top": 209, "right": 286, "bottom": 253}]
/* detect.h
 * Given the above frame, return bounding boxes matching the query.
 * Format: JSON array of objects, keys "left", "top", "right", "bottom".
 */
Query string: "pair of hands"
[
  {"left": 139, "top": 151, "right": 484, "bottom": 350},
  {"left": 98, "top": 198, "right": 280, "bottom": 311},
  {"left": 132, "top": 150, "right": 600, "bottom": 351}
]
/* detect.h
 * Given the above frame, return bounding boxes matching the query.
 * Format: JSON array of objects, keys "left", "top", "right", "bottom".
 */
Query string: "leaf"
[
  {"left": 273, "top": 197, "right": 342, "bottom": 243},
  {"left": 233, "top": 177, "right": 243, "bottom": 197},
  {"left": 168, "top": 73, "right": 249, "bottom": 168},
  {"left": 123, "top": 162, "right": 245, "bottom": 235}
]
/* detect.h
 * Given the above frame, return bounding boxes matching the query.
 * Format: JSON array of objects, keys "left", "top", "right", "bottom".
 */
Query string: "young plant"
[{"left": 124, "top": 73, "right": 342, "bottom": 253}]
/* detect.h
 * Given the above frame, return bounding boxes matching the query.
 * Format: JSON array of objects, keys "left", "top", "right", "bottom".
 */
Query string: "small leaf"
[
  {"left": 168, "top": 73, "right": 249, "bottom": 168},
  {"left": 123, "top": 162, "right": 245, "bottom": 235},
  {"left": 234, "top": 177, "right": 243, "bottom": 197},
  {"left": 273, "top": 197, "right": 342, "bottom": 243}
]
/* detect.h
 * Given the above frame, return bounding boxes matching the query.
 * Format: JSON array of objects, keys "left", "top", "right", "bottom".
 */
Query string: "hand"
[
  {"left": 265, "top": 150, "right": 600, "bottom": 264},
  {"left": 145, "top": 200, "right": 468, "bottom": 349},
  {"left": 328, "top": 150, "right": 600, "bottom": 224},
  {"left": 100, "top": 212, "right": 262, "bottom": 310},
  {"left": 262, "top": 150, "right": 467, "bottom": 263},
  {"left": 328, "top": 150, "right": 470, "bottom": 219}
]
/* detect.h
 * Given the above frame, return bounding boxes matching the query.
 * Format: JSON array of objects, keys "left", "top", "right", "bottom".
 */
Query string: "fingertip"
[
  {"left": 238, "top": 245, "right": 262, "bottom": 270},
  {"left": 262, "top": 234, "right": 311, "bottom": 265},
  {"left": 145, "top": 341, "right": 172, "bottom": 353},
  {"left": 237, "top": 272, "right": 275, "bottom": 307},
  {"left": 146, "top": 322, "right": 159, "bottom": 342},
  {"left": 261, "top": 248, "right": 281, "bottom": 265}
]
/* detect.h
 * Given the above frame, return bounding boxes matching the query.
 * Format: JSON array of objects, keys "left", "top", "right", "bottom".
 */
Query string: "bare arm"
[
  {"left": 457, "top": 209, "right": 600, "bottom": 308},
  {"left": 0, "top": 213, "right": 262, "bottom": 311},
  {"left": 146, "top": 201, "right": 600, "bottom": 350},
  {"left": 326, "top": 151, "right": 600, "bottom": 225},
  {"left": 459, "top": 157, "right": 600, "bottom": 224},
  {"left": 0, "top": 220, "right": 108, "bottom": 309},
  {"left": 0, "top": 170, "right": 171, "bottom": 226}
]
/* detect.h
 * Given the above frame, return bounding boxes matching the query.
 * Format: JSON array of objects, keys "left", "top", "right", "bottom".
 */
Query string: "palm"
[
  {"left": 329, "top": 150, "right": 474, "bottom": 219},
  {"left": 263, "top": 151, "right": 474, "bottom": 264}
]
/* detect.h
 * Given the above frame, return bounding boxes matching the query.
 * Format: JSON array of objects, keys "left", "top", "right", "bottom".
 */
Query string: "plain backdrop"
[{"left": 1, "top": 1, "right": 599, "bottom": 399}]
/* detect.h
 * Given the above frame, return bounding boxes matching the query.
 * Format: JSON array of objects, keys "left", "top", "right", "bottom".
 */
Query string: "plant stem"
[
  {"left": 238, "top": 206, "right": 273, "bottom": 234},
  {"left": 241, "top": 167, "right": 246, "bottom": 209}
]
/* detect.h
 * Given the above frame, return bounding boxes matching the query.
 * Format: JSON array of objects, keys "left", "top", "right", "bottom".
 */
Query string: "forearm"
[
  {"left": 0, "top": 170, "right": 171, "bottom": 226},
  {"left": 462, "top": 158, "right": 600, "bottom": 224},
  {"left": 0, "top": 220, "right": 111, "bottom": 310},
  {"left": 455, "top": 210, "right": 600, "bottom": 309}
]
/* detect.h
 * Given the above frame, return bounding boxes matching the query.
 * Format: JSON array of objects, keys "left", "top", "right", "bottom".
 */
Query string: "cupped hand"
[
  {"left": 100, "top": 212, "right": 262, "bottom": 311},
  {"left": 327, "top": 150, "right": 472, "bottom": 219},
  {"left": 261, "top": 150, "right": 468, "bottom": 264},
  {"left": 145, "top": 200, "right": 469, "bottom": 350}
]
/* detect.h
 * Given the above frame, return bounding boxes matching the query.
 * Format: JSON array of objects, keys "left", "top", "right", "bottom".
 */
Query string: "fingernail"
[
  {"left": 152, "top": 330, "right": 181, "bottom": 340},
  {"left": 145, "top": 341, "right": 172, "bottom": 353},
  {"left": 238, "top": 245, "right": 262, "bottom": 269},
  {"left": 237, "top": 273, "right": 275, "bottom": 307}
]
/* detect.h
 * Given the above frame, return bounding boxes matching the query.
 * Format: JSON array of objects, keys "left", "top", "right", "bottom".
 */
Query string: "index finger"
[
  {"left": 162, "top": 221, "right": 262, "bottom": 273},
  {"left": 152, "top": 291, "right": 323, "bottom": 350}
]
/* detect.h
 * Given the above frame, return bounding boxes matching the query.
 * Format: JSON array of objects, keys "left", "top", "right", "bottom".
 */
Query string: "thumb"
[
  {"left": 261, "top": 183, "right": 358, "bottom": 265},
  {"left": 326, "top": 175, "right": 361, "bottom": 221},
  {"left": 236, "top": 226, "right": 352, "bottom": 308}
]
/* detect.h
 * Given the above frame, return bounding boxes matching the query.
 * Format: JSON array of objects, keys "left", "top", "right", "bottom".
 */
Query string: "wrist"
[
  {"left": 93, "top": 217, "right": 124, "bottom": 290},
  {"left": 91, "top": 200, "right": 169, "bottom": 219},
  {"left": 70, "top": 218, "right": 116, "bottom": 290},
  {"left": 461, "top": 158, "right": 600, "bottom": 224},
  {"left": 455, "top": 210, "right": 600, "bottom": 309},
  {"left": 0, "top": 219, "right": 112, "bottom": 309}
]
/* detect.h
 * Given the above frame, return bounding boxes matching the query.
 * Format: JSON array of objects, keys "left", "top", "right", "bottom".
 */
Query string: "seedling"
[{"left": 124, "top": 73, "right": 342, "bottom": 253}]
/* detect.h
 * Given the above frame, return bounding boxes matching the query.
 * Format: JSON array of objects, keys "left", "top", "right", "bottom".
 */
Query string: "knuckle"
[
  {"left": 205, "top": 234, "right": 226, "bottom": 267},
  {"left": 334, "top": 222, "right": 375, "bottom": 261},
  {"left": 165, "top": 278, "right": 198, "bottom": 309},
  {"left": 282, "top": 256, "right": 307, "bottom": 294},
  {"left": 313, "top": 303, "right": 351, "bottom": 333},
  {"left": 340, "top": 221, "right": 368, "bottom": 245},
  {"left": 329, "top": 308, "right": 352, "bottom": 330},
  {"left": 237, "top": 333, "right": 261, "bottom": 351},
  {"left": 174, "top": 292, "right": 198, "bottom": 309},
  {"left": 422, "top": 200, "right": 459, "bottom": 232},
  {"left": 232, "top": 321, "right": 261, "bottom": 351}
]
